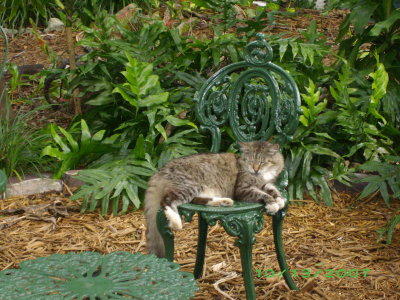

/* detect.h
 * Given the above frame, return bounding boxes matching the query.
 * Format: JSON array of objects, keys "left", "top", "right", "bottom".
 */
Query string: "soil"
[
  {"left": 1, "top": 6, "right": 399, "bottom": 300},
  {"left": 0, "top": 191, "right": 399, "bottom": 299}
]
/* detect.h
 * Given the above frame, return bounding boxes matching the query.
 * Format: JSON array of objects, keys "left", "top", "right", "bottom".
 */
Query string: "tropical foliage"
[{"left": 1, "top": 1, "right": 399, "bottom": 241}]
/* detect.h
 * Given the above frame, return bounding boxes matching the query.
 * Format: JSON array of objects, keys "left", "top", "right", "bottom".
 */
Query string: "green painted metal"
[
  {"left": 157, "top": 209, "right": 175, "bottom": 261},
  {"left": 0, "top": 252, "right": 197, "bottom": 300},
  {"left": 156, "top": 33, "right": 301, "bottom": 299},
  {"left": 194, "top": 33, "right": 301, "bottom": 152},
  {"left": 0, "top": 170, "right": 6, "bottom": 195},
  {"left": 193, "top": 215, "right": 208, "bottom": 279}
]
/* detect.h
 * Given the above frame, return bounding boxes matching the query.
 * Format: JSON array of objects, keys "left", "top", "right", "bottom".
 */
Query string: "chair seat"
[{"left": 178, "top": 201, "right": 264, "bottom": 214}]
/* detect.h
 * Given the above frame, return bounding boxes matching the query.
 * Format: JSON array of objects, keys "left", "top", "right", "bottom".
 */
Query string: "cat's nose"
[{"left": 253, "top": 164, "right": 260, "bottom": 173}]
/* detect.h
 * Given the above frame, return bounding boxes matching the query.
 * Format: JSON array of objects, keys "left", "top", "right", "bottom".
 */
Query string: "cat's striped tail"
[{"left": 144, "top": 176, "right": 167, "bottom": 258}]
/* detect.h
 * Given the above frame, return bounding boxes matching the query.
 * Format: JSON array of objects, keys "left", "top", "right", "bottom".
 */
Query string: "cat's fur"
[{"left": 144, "top": 141, "right": 285, "bottom": 257}]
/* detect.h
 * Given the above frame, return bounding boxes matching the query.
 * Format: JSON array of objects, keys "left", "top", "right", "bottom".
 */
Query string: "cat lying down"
[{"left": 144, "top": 141, "right": 285, "bottom": 257}]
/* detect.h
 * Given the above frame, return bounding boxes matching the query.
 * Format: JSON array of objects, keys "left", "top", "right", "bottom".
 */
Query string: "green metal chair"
[{"left": 156, "top": 33, "right": 301, "bottom": 299}]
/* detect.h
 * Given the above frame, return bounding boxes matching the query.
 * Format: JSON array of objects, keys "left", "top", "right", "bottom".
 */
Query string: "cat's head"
[{"left": 238, "top": 141, "right": 284, "bottom": 181}]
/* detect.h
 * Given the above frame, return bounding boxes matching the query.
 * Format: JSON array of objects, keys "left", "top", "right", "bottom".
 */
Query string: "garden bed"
[{"left": 1, "top": 191, "right": 399, "bottom": 299}]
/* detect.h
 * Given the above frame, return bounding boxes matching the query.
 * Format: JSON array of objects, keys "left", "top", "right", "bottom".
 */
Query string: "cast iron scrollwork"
[
  {"left": 194, "top": 34, "right": 301, "bottom": 151},
  {"left": 244, "top": 33, "right": 273, "bottom": 66},
  {"left": 179, "top": 209, "right": 196, "bottom": 223},
  {"left": 200, "top": 211, "right": 264, "bottom": 246},
  {"left": 229, "top": 69, "right": 279, "bottom": 142}
]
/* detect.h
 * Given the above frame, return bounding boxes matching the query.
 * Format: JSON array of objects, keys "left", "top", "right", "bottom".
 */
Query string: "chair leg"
[
  {"left": 238, "top": 235, "right": 256, "bottom": 300},
  {"left": 273, "top": 211, "right": 298, "bottom": 290},
  {"left": 213, "top": 210, "right": 263, "bottom": 300},
  {"left": 156, "top": 209, "right": 175, "bottom": 262},
  {"left": 194, "top": 213, "right": 208, "bottom": 279}
]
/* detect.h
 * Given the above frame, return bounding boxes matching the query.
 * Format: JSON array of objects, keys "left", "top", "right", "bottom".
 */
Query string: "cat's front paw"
[
  {"left": 276, "top": 197, "right": 285, "bottom": 210},
  {"left": 265, "top": 202, "right": 280, "bottom": 215},
  {"left": 265, "top": 196, "right": 285, "bottom": 214}
]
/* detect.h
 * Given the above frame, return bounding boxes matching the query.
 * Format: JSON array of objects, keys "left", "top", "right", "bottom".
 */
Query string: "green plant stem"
[{"left": 382, "top": 0, "right": 392, "bottom": 20}]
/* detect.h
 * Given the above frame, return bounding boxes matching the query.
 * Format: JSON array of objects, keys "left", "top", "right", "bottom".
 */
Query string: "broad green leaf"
[
  {"left": 112, "top": 196, "right": 121, "bottom": 216},
  {"left": 139, "top": 75, "right": 159, "bottom": 97},
  {"left": 80, "top": 119, "right": 92, "bottom": 144},
  {"left": 113, "top": 86, "right": 138, "bottom": 110},
  {"left": 305, "top": 180, "right": 318, "bottom": 202},
  {"left": 166, "top": 115, "right": 197, "bottom": 128},
  {"left": 155, "top": 123, "right": 168, "bottom": 141},
  {"left": 227, "top": 44, "right": 238, "bottom": 62},
  {"left": 385, "top": 215, "right": 400, "bottom": 244},
  {"left": 302, "top": 144, "right": 341, "bottom": 159},
  {"left": 50, "top": 124, "right": 70, "bottom": 153},
  {"left": 126, "top": 184, "right": 141, "bottom": 209},
  {"left": 370, "top": 10, "right": 400, "bottom": 36},
  {"left": 310, "top": 172, "right": 333, "bottom": 206},
  {"left": 368, "top": 61, "right": 388, "bottom": 124},
  {"left": 290, "top": 42, "right": 299, "bottom": 58},
  {"left": 358, "top": 181, "right": 380, "bottom": 200},
  {"left": 279, "top": 40, "right": 288, "bottom": 61},
  {"left": 57, "top": 127, "right": 79, "bottom": 152},
  {"left": 212, "top": 48, "right": 221, "bottom": 66},
  {"left": 41, "top": 146, "right": 66, "bottom": 160},
  {"left": 112, "top": 180, "right": 127, "bottom": 198},
  {"left": 200, "top": 52, "right": 209, "bottom": 71},
  {"left": 289, "top": 147, "right": 305, "bottom": 179},
  {"left": 169, "top": 28, "right": 183, "bottom": 52},
  {"left": 350, "top": 2, "right": 378, "bottom": 34},
  {"left": 379, "top": 182, "right": 390, "bottom": 207},
  {"left": 133, "top": 135, "right": 145, "bottom": 159},
  {"left": 101, "top": 191, "right": 111, "bottom": 216},
  {"left": 89, "top": 193, "right": 98, "bottom": 212},
  {"left": 313, "top": 132, "right": 335, "bottom": 140},
  {"left": 85, "top": 91, "right": 114, "bottom": 106},
  {"left": 140, "top": 64, "right": 154, "bottom": 81},
  {"left": 301, "top": 151, "right": 312, "bottom": 183},
  {"left": 92, "top": 130, "right": 106, "bottom": 142},
  {"left": 54, "top": 0, "right": 65, "bottom": 9},
  {"left": 139, "top": 92, "right": 169, "bottom": 107}
]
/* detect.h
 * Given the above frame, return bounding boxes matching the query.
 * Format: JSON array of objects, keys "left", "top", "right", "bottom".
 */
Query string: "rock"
[
  {"left": 62, "top": 170, "right": 84, "bottom": 188},
  {"left": 314, "top": 0, "right": 328, "bottom": 10},
  {"left": 115, "top": 4, "right": 139, "bottom": 25},
  {"left": 44, "top": 18, "right": 65, "bottom": 33},
  {"left": 7, "top": 176, "right": 63, "bottom": 197},
  {"left": 2, "top": 28, "right": 19, "bottom": 35}
]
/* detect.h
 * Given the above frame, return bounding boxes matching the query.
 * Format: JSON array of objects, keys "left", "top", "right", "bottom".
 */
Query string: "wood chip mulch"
[{"left": 1, "top": 191, "right": 399, "bottom": 300}]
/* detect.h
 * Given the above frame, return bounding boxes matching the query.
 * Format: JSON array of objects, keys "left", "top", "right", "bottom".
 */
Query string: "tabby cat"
[{"left": 144, "top": 141, "right": 285, "bottom": 257}]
